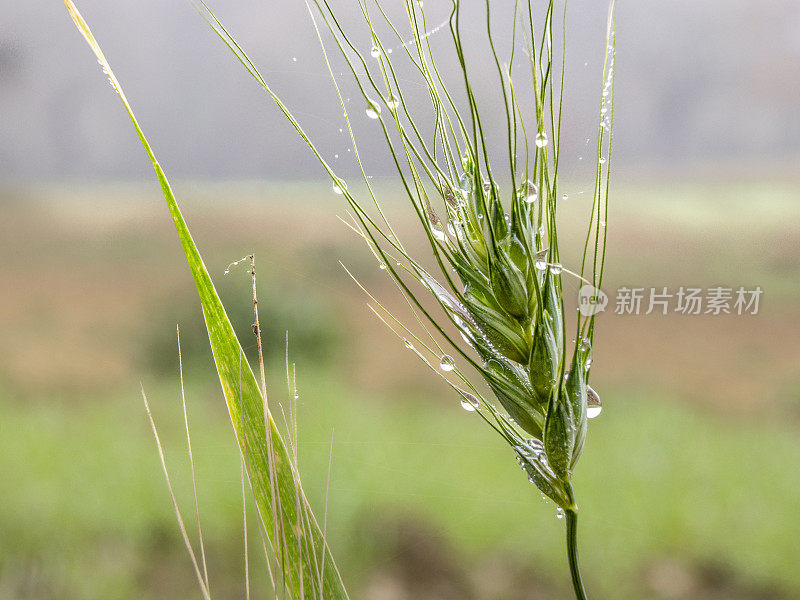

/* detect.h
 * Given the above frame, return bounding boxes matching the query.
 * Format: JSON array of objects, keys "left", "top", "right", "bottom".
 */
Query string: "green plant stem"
[{"left": 566, "top": 509, "right": 588, "bottom": 600}]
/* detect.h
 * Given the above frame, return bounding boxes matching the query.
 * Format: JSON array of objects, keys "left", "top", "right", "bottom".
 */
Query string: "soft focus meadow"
[
  {"left": 2, "top": 1, "right": 800, "bottom": 599},
  {"left": 1, "top": 179, "right": 799, "bottom": 600}
]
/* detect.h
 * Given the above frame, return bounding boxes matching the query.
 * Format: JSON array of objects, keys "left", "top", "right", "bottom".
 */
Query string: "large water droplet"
[
  {"left": 387, "top": 94, "right": 399, "bottom": 110},
  {"left": 332, "top": 181, "right": 346, "bottom": 195},
  {"left": 458, "top": 390, "right": 480, "bottom": 412},
  {"left": 550, "top": 263, "right": 563, "bottom": 275},
  {"left": 534, "top": 260, "right": 548, "bottom": 271},
  {"left": 365, "top": 99, "right": 381, "bottom": 119},
  {"left": 439, "top": 354, "right": 455, "bottom": 372},
  {"left": 587, "top": 385, "right": 602, "bottom": 418},
  {"left": 535, "top": 132, "right": 548, "bottom": 148},
  {"left": 524, "top": 182, "right": 538, "bottom": 204}
]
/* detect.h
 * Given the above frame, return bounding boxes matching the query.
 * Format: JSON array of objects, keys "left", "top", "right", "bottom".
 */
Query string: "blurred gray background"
[{"left": 2, "top": 0, "right": 799, "bottom": 181}]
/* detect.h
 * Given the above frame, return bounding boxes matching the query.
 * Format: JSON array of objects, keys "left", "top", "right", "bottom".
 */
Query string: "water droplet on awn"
[
  {"left": 365, "top": 99, "right": 381, "bottom": 119},
  {"left": 535, "top": 132, "right": 548, "bottom": 148},
  {"left": 431, "top": 222, "right": 446, "bottom": 242},
  {"left": 460, "top": 398, "right": 477, "bottom": 412},
  {"left": 370, "top": 45, "right": 381, "bottom": 58},
  {"left": 458, "top": 390, "right": 480, "bottom": 412},
  {"left": 524, "top": 182, "right": 538, "bottom": 204},
  {"left": 439, "top": 354, "right": 455, "bottom": 372}
]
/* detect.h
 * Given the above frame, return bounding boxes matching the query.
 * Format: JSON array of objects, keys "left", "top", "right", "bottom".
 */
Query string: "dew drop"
[
  {"left": 431, "top": 222, "right": 446, "bottom": 242},
  {"left": 556, "top": 507, "right": 565, "bottom": 520},
  {"left": 365, "top": 99, "right": 381, "bottom": 119},
  {"left": 387, "top": 94, "right": 399, "bottom": 110},
  {"left": 587, "top": 386, "right": 602, "bottom": 418},
  {"left": 403, "top": 338, "right": 414, "bottom": 350},
  {"left": 370, "top": 45, "right": 381, "bottom": 59},
  {"left": 439, "top": 354, "right": 455, "bottom": 372},
  {"left": 525, "top": 183, "right": 538, "bottom": 204},
  {"left": 332, "top": 181, "right": 346, "bottom": 195},
  {"left": 599, "top": 220, "right": 606, "bottom": 227},
  {"left": 550, "top": 263, "right": 563, "bottom": 275},
  {"left": 535, "top": 132, "right": 548, "bottom": 148},
  {"left": 458, "top": 390, "right": 480, "bottom": 412},
  {"left": 599, "top": 157, "right": 607, "bottom": 164},
  {"left": 534, "top": 260, "right": 547, "bottom": 271},
  {"left": 561, "top": 193, "right": 569, "bottom": 201}
]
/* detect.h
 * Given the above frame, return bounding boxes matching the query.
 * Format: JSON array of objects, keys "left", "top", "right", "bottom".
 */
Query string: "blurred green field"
[{"left": 1, "top": 180, "right": 799, "bottom": 600}]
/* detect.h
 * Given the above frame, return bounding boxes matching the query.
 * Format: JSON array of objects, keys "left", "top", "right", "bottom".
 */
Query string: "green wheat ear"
[
  {"left": 192, "top": 0, "right": 615, "bottom": 504},
  {"left": 191, "top": 1, "right": 616, "bottom": 596}
]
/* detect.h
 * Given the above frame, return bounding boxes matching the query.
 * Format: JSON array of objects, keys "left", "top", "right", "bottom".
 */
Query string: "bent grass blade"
[{"left": 62, "top": 2, "right": 349, "bottom": 598}]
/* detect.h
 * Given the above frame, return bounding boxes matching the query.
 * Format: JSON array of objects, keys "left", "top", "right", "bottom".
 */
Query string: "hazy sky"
[{"left": 2, "top": 0, "right": 799, "bottom": 181}]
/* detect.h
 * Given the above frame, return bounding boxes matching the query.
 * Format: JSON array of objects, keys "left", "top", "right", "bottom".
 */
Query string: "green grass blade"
[{"left": 63, "top": 2, "right": 349, "bottom": 598}]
